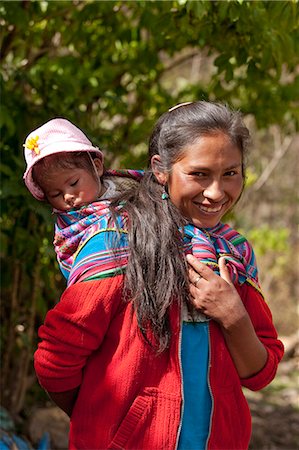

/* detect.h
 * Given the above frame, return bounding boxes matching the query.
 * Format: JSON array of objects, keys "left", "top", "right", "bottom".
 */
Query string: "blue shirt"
[{"left": 178, "top": 321, "right": 212, "bottom": 450}]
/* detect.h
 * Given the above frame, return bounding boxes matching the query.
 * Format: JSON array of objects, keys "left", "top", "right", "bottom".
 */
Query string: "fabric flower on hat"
[{"left": 24, "top": 135, "right": 40, "bottom": 155}]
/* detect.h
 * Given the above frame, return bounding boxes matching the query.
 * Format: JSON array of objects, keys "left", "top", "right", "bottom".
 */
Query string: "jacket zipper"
[
  {"left": 175, "top": 314, "right": 184, "bottom": 450},
  {"left": 205, "top": 322, "right": 214, "bottom": 450}
]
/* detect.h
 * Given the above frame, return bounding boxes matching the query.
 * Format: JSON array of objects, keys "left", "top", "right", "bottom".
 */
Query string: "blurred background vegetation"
[{"left": 0, "top": 0, "right": 298, "bottom": 444}]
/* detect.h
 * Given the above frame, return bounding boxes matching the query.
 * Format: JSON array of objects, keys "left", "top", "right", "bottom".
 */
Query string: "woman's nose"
[{"left": 203, "top": 181, "right": 225, "bottom": 201}]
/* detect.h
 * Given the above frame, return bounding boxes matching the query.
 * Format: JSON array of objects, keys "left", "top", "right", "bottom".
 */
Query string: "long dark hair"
[{"left": 110, "top": 101, "right": 250, "bottom": 352}]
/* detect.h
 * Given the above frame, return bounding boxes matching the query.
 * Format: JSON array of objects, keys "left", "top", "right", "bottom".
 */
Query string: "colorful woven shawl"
[
  {"left": 54, "top": 169, "right": 143, "bottom": 281},
  {"left": 53, "top": 167, "right": 260, "bottom": 293},
  {"left": 183, "top": 223, "right": 261, "bottom": 293},
  {"left": 67, "top": 214, "right": 261, "bottom": 294}
]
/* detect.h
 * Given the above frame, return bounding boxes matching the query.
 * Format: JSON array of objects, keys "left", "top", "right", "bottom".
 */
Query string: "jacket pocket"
[{"left": 108, "top": 389, "right": 154, "bottom": 449}]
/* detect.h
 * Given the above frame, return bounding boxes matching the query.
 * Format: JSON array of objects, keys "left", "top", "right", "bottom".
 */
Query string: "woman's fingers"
[
  {"left": 186, "top": 254, "right": 243, "bottom": 326},
  {"left": 218, "top": 256, "right": 233, "bottom": 285},
  {"left": 188, "top": 267, "right": 202, "bottom": 286},
  {"left": 186, "top": 254, "right": 213, "bottom": 281},
  {"left": 187, "top": 254, "right": 233, "bottom": 286}
]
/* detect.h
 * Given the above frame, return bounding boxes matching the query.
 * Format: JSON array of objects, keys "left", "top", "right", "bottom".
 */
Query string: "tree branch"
[
  {"left": 163, "top": 51, "right": 200, "bottom": 74},
  {"left": 252, "top": 128, "right": 296, "bottom": 191}
]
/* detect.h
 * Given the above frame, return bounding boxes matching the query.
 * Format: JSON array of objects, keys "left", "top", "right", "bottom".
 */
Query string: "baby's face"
[{"left": 40, "top": 165, "right": 103, "bottom": 210}]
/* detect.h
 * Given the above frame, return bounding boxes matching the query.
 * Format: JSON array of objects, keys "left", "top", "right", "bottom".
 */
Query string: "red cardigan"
[{"left": 34, "top": 276, "right": 283, "bottom": 450}]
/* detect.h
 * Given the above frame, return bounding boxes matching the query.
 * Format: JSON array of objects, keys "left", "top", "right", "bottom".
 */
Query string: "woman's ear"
[
  {"left": 93, "top": 158, "right": 104, "bottom": 177},
  {"left": 151, "top": 155, "right": 168, "bottom": 185}
]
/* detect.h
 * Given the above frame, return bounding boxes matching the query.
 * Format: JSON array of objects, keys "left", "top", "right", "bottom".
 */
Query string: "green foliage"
[
  {"left": 245, "top": 225, "right": 290, "bottom": 257},
  {"left": 0, "top": 0, "right": 298, "bottom": 414}
]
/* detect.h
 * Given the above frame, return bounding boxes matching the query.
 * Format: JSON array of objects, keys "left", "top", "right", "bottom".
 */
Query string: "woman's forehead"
[{"left": 174, "top": 133, "right": 242, "bottom": 164}]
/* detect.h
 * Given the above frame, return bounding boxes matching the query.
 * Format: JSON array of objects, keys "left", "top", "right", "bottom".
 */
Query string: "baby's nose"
[{"left": 64, "top": 193, "right": 75, "bottom": 205}]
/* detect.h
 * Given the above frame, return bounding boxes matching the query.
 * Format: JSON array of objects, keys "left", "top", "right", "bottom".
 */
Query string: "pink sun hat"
[{"left": 23, "top": 118, "right": 103, "bottom": 200}]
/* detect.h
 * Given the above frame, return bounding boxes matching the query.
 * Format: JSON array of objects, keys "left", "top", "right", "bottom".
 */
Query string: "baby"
[{"left": 23, "top": 118, "right": 142, "bottom": 282}]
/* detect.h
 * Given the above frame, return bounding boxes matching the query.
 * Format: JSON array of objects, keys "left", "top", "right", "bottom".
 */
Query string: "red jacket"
[{"left": 34, "top": 276, "right": 283, "bottom": 450}]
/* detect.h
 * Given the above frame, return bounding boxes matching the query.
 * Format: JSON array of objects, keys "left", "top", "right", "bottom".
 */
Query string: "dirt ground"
[
  {"left": 247, "top": 333, "right": 299, "bottom": 450},
  {"left": 247, "top": 356, "right": 299, "bottom": 450}
]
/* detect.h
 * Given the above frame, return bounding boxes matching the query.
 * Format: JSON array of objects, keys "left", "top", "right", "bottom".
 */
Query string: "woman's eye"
[
  {"left": 224, "top": 170, "right": 237, "bottom": 176},
  {"left": 70, "top": 179, "right": 79, "bottom": 186},
  {"left": 192, "top": 172, "right": 206, "bottom": 177}
]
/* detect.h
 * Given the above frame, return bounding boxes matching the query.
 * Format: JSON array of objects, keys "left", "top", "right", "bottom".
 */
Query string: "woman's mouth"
[{"left": 196, "top": 203, "right": 225, "bottom": 214}]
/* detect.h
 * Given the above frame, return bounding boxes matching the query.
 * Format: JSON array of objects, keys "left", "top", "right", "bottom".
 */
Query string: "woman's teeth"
[{"left": 198, "top": 204, "right": 223, "bottom": 213}]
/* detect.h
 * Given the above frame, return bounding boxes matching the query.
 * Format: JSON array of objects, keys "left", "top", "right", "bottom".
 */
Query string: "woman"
[{"left": 34, "top": 101, "right": 283, "bottom": 450}]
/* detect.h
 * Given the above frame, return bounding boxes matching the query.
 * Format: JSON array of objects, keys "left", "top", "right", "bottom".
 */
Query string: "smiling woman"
[
  {"left": 152, "top": 133, "right": 244, "bottom": 228},
  {"left": 33, "top": 101, "right": 283, "bottom": 450},
  {"left": 112, "top": 101, "right": 254, "bottom": 351}
]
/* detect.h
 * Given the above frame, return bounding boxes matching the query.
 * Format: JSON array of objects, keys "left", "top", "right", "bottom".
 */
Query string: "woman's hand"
[
  {"left": 186, "top": 254, "right": 268, "bottom": 378},
  {"left": 187, "top": 254, "right": 247, "bottom": 331}
]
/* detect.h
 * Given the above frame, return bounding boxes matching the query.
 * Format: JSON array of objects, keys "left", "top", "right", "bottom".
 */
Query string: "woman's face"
[{"left": 166, "top": 133, "right": 244, "bottom": 228}]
